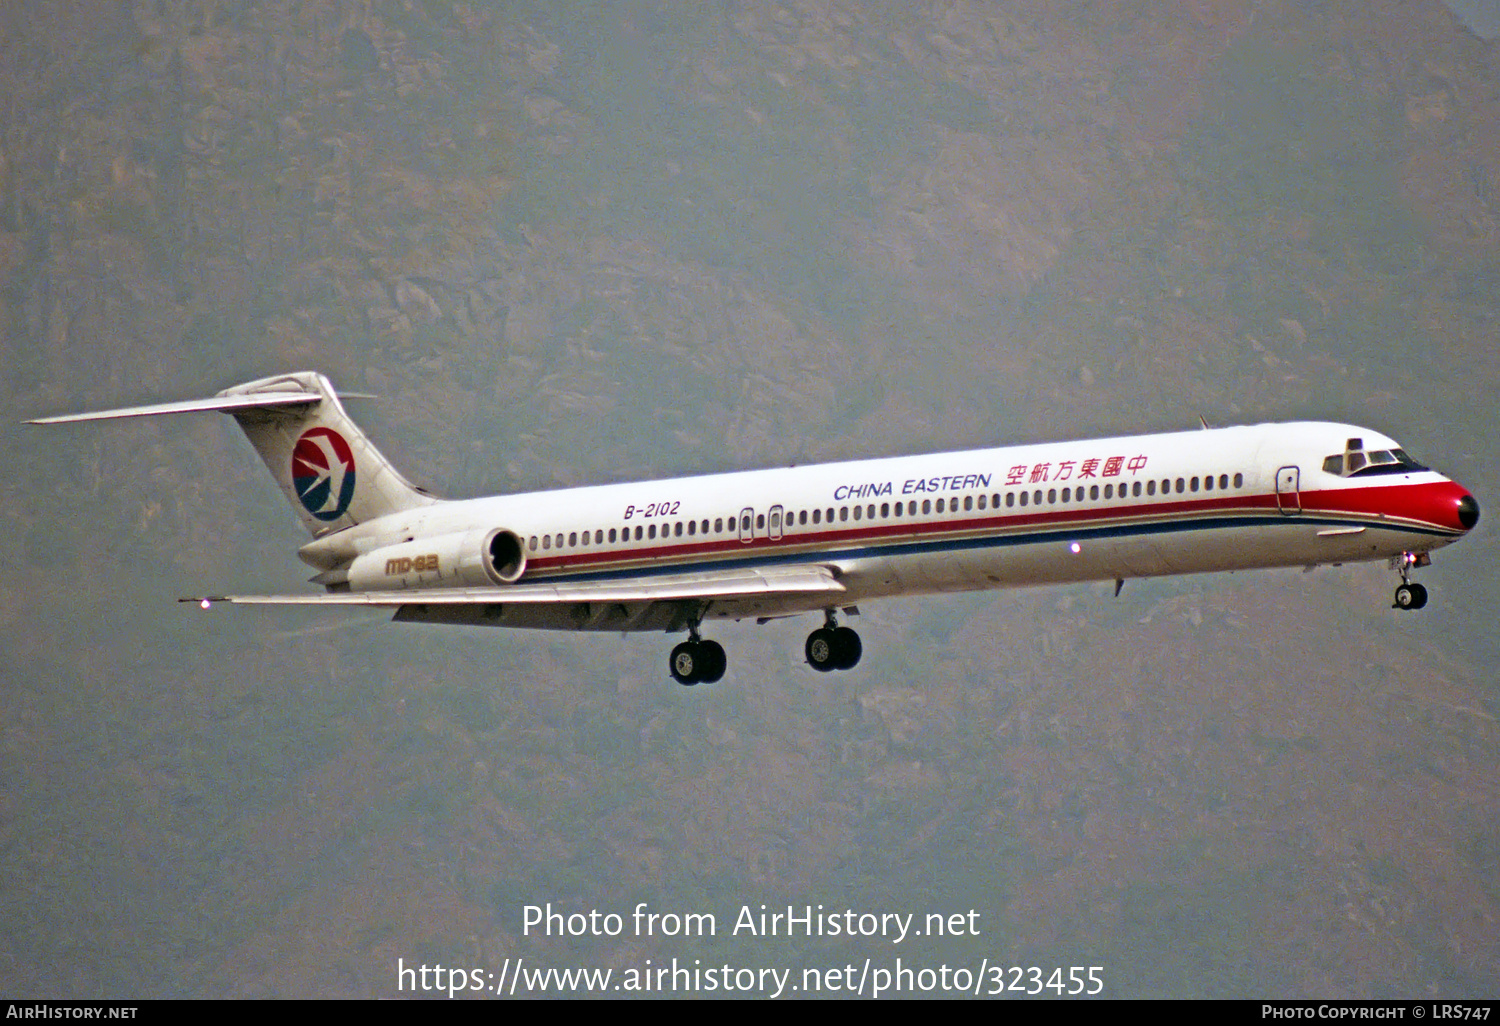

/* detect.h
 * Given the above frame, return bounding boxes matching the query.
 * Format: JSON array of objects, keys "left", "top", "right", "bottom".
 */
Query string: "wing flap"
[{"left": 186, "top": 565, "right": 845, "bottom": 608}]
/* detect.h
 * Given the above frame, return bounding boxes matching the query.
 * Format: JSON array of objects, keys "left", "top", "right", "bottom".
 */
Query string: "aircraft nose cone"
[{"left": 1458, "top": 493, "right": 1480, "bottom": 530}]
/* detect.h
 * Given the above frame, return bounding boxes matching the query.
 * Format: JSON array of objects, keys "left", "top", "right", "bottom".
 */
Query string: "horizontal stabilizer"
[
  {"left": 28, "top": 372, "right": 427, "bottom": 536},
  {"left": 185, "top": 565, "right": 845, "bottom": 609},
  {"left": 28, "top": 392, "right": 321, "bottom": 424}
]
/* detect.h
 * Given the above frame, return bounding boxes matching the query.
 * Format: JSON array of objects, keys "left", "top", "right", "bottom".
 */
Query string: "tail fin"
[{"left": 30, "top": 371, "right": 436, "bottom": 536}]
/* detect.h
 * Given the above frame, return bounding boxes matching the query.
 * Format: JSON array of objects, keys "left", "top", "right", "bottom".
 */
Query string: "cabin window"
[
  {"left": 1233, "top": 473, "right": 1243, "bottom": 488},
  {"left": 529, "top": 536, "right": 538, "bottom": 551},
  {"left": 568, "top": 532, "right": 577, "bottom": 546},
  {"left": 1018, "top": 491, "right": 1027, "bottom": 507},
  {"left": 1090, "top": 484, "right": 1099, "bottom": 500},
  {"left": 1147, "top": 480, "right": 1156, "bottom": 496},
  {"left": 542, "top": 535, "right": 551, "bottom": 549},
  {"left": 1203, "top": 476, "right": 1213, "bottom": 491},
  {"left": 977, "top": 494, "right": 987, "bottom": 510},
  {"left": 1190, "top": 477, "right": 1199, "bottom": 492},
  {"left": 852, "top": 505, "right": 862, "bottom": 521},
  {"left": 1007, "top": 492, "right": 1016, "bottom": 508},
  {"left": 880, "top": 502, "right": 890, "bottom": 517},
  {"left": 635, "top": 525, "right": 643, "bottom": 540},
  {"left": 1048, "top": 488, "right": 1057, "bottom": 504},
  {"left": 935, "top": 498, "right": 945, "bottom": 514},
  {"left": 921, "top": 500, "right": 931, "bottom": 515},
  {"left": 647, "top": 524, "right": 655, "bottom": 539},
  {"left": 1103, "top": 484, "right": 1113, "bottom": 499},
  {"left": 812, "top": 509, "right": 821, "bottom": 524},
  {"left": 838, "top": 507, "right": 848, "bottom": 522}
]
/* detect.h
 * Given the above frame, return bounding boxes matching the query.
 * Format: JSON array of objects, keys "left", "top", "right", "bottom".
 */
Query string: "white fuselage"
[{"left": 302, "top": 420, "right": 1476, "bottom": 632}]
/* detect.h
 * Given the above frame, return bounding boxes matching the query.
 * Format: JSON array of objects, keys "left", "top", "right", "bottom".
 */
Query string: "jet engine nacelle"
[{"left": 347, "top": 528, "right": 526, "bottom": 591}]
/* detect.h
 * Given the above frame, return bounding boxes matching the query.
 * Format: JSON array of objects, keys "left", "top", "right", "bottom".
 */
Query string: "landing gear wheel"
[
  {"left": 670, "top": 639, "right": 727, "bottom": 685},
  {"left": 1390, "top": 551, "right": 1431, "bottom": 611},
  {"left": 806, "top": 628, "right": 838, "bottom": 673},
  {"left": 831, "top": 626, "right": 862, "bottom": 670},
  {"left": 698, "top": 640, "right": 726, "bottom": 683},
  {"left": 806, "top": 626, "right": 862, "bottom": 672},
  {"left": 670, "top": 641, "right": 701, "bottom": 686},
  {"left": 1393, "top": 582, "right": 1428, "bottom": 610}
]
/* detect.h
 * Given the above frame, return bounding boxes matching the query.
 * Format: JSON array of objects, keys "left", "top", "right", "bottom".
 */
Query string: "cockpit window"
[{"left": 1322, "top": 440, "right": 1427, "bottom": 477}]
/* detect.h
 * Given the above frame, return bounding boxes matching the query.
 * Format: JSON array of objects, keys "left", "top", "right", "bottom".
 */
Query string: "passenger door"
[{"left": 1276, "top": 465, "right": 1301, "bottom": 515}]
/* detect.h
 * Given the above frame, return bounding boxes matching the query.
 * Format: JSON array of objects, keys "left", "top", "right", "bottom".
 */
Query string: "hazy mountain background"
[{"left": 2, "top": 0, "right": 1498, "bottom": 998}]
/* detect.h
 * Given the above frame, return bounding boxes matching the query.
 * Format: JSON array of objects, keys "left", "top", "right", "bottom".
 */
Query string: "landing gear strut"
[
  {"left": 805, "top": 611, "right": 862, "bottom": 673},
  {"left": 669, "top": 626, "right": 726, "bottom": 686},
  {"left": 1391, "top": 551, "right": 1429, "bottom": 610}
]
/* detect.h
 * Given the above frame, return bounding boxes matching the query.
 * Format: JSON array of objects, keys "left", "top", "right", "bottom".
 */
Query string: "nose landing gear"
[{"left": 1391, "top": 551, "right": 1430, "bottom": 610}]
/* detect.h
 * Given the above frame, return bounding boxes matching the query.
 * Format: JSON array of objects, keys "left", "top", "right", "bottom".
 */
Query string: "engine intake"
[{"left": 484, "top": 528, "right": 525, "bottom": 583}]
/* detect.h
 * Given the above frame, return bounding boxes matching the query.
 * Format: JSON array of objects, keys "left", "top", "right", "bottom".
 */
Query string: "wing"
[{"left": 184, "top": 564, "right": 846, "bottom": 632}]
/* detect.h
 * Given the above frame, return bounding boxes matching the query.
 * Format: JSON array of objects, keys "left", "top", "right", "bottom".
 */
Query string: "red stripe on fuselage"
[{"left": 519, "top": 476, "right": 1471, "bottom": 577}]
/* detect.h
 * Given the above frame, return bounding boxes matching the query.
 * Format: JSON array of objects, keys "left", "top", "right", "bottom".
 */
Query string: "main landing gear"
[
  {"left": 805, "top": 612, "right": 862, "bottom": 673},
  {"left": 669, "top": 628, "right": 726, "bottom": 686},
  {"left": 1391, "top": 551, "right": 1430, "bottom": 610}
]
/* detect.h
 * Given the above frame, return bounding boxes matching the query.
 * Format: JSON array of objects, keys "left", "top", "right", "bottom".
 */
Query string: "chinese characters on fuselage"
[{"left": 1006, "top": 454, "right": 1148, "bottom": 487}]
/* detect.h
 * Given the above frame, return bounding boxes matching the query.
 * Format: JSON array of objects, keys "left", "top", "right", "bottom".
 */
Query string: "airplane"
[{"left": 30, "top": 371, "right": 1479, "bottom": 685}]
